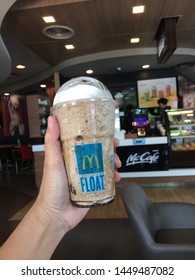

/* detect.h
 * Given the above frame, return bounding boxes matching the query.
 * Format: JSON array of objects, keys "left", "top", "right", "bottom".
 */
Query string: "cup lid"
[{"left": 53, "top": 76, "right": 113, "bottom": 105}]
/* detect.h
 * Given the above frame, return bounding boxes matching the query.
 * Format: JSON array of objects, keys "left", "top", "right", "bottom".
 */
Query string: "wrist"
[
  {"left": 32, "top": 197, "right": 69, "bottom": 236},
  {"left": 25, "top": 198, "right": 69, "bottom": 259}
]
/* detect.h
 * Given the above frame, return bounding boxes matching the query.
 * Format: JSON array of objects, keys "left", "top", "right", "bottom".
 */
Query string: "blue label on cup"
[{"left": 75, "top": 143, "right": 104, "bottom": 193}]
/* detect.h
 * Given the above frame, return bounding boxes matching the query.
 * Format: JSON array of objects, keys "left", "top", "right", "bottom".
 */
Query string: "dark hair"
[
  {"left": 157, "top": 98, "right": 168, "bottom": 105},
  {"left": 126, "top": 104, "right": 134, "bottom": 110}
]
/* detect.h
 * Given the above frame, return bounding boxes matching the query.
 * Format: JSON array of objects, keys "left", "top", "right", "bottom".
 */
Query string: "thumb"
[{"left": 43, "top": 116, "right": 64, "bottom": 173}]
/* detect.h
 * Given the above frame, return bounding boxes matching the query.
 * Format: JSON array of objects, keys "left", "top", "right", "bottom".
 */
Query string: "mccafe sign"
[
  {"left": 126, "top": 151, "right": 159, "bottom": 166},
  {"left": 116, "top": 144, "right": 169, "bottom": 172}
]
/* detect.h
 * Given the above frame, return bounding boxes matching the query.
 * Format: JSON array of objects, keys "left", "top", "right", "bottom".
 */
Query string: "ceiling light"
[
  {"left": 42, "top": 16, "right": 56, "bottom": 23},
  {"left": 40, "top": 84, "right": 46, "bottom": 88},
  {"left": 4, "top": 92, "right": 10, "bottom": 96},
  {"left": 132, "top": 5, "right": 145, "bottom": 14},
  {"left": 65, "top": 44, "right": 75, "bottom": 50},
  {"left": 86, "top": 69, "right": 93, "bottom": 74},
  {"left": 142, "top": 64, "right": 150, "bottom": 69},
  {"left": 130, "top": 37, "right": 140, "bottom": 43},
  {"left": 16, "top": 64, "right": 26, "bottom": 69}
]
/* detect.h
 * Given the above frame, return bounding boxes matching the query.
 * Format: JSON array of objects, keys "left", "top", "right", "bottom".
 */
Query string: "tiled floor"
[
  {"left": 0, "top": 169, "right": 143, "bottom": 259},
  {"left": 0, "top": 169, "right": 38, "bottom": 219},
  {"left": 1, "top": 167, "right": 195, "bottom": 259},
  {"left": 0, "top": 169, "right": 38, "bottom": 248}
]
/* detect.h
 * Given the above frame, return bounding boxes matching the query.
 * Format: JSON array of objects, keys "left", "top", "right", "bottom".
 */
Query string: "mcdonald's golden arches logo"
[
  {"left": 75, "top": 143, "right": 104, "bottom": 175},
  {"left": 82, "top": 154, "right": 100, "bottom": 170}
]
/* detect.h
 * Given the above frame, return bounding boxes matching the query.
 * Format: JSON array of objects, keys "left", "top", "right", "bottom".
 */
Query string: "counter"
[
  {"left": 32, "top": 139, "right": 195, "bottom": 187},
  {"left": 116, "top": 136, "right": 195, "bottom": 183},
  {"left": 32, "top": 145, "right": 44, "bottom": 152},
  {"left": 116, "top": 136, "right": 169, "bottom": 172},
  {"left": 32, "top": 145, "right": 45, "bottom": 187},
  {"left": 120, "top": 168, "right": 195, "bottom": 182}
]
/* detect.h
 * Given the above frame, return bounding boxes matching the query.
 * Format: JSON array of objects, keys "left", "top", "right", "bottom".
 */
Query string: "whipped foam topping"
[{"left": 53, "top": 76, "right": 113, "bottom": 105}]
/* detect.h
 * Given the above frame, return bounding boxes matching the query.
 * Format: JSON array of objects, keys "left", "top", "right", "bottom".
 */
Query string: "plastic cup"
[{"left": 51, "top": 77, "right": 116, "bottom": 207}]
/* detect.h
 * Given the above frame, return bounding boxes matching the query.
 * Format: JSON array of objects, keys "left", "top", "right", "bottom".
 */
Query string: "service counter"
[
  {"left": 32, "top": 136, "right": 195, "bottom": 187},
  {"left": 116, "top": 136, "right": 195, "bottom": 182},
  {"left": 32, "top": 145, "right": 44, "bottom": 187},
  {"left": 116, "top": 136, "right": 169, "bottom": 172}
]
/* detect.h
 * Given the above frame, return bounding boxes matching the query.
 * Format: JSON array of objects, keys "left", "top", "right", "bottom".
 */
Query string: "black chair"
[
  {"left": 12, "top": 147, "right": 22, "bottom": 174},
  {"left": 0, "top": 147, "right": 20, "bottom": 174},
  {"left": 121, "top": 182, "right": 195, "bottom": 260},
  {"left": 0, "top": 147, "right": 7, "bottom": 171}
]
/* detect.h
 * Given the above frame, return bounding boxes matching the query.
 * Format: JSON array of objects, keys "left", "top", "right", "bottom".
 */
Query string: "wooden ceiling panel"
[
  {"left": 177, "top": 29, "right": 195, "bottom": 48},
  {"left": 1, "top": 0, "right": 195, "bottom": 89},
  {"left": 11, "top": 0, "right": 91, "bottom": 10},
  {"left": 4, "top": 0, "right": 195, "bottom": 52},
  {"left": 4, "top": 0, "right": 140, "bottom": 66}
]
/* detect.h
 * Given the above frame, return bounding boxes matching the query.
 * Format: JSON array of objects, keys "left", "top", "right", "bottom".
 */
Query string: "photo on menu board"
[
  {"left": 137, "top": 77, "right": 177, "bottom": 109},
  {"left": 183, "top": 93, "right": 195, "bottom": 108}
]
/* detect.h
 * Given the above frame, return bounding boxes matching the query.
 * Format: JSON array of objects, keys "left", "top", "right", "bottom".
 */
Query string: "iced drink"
[
  {"left": 51, "top": 77, "right": 116, "bottom": 207},
  {"left": 144, "top": 89, "right": 150, "bottom": 101}
]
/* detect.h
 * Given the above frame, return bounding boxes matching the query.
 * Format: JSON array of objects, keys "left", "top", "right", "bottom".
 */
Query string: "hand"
[{"left": 38, "top": 116, "right": 121, "bottom": 232}]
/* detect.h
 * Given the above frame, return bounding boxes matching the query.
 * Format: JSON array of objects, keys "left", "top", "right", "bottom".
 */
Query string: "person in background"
[
  {"left": 123, "top": 104, "right": 135, "bottom": 134},
  {"left": 0, "top": 116, "right": 121, "bottom": 260},
  {"left": 8, "top": 95, "right": 25, "bottom": 136},
  {"left": 157, "top": 98, "right": 171, "bottom": 144},
  {"left": 157, "top": 97, "right": 170, "bottom": 110}
]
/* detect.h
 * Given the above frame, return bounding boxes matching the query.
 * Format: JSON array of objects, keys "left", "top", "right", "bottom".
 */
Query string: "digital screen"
[
  {"left": 137, "top": 77, "right": 177, "bottom": 109},
  {"left": 133, "top": 116, "right": 148, "bottom": 127}
]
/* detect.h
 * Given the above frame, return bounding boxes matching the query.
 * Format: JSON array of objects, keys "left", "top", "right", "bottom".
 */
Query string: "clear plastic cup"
[{"left": 51, "top": 77, "right": 116, "bottom": 207}]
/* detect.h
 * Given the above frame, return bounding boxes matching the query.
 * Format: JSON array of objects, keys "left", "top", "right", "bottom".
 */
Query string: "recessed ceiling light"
[
  {"left": 86, "top": 69, "right": 93, "bottom": 74},
  {"left": 65, "top": 44, "right": 75, "bottom": 50},
  {"left": 40, "top": 84, "right": 46, "bottom": 88},
  {"left": 130, "top": 37, "right": 140, "bottom": 43},
  {"left": 142, "top": 64, "right": 150, "bottom": 69},
  {"left": 16, "top": 64, "right": 26, "bottom": 69},
  {"left": 4, "top": 92, "right": 10, "bottom": 96},
  {"left": 42, "top": 16, "right": 56, "bottom": 23},
  {"left": 132, "top": 5, "right": 145, "bottom": 14}
]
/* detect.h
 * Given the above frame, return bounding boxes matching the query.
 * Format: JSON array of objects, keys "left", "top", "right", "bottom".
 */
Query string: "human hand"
[{"left": 38, "top": 116, "right": 121, "bottom": 232}]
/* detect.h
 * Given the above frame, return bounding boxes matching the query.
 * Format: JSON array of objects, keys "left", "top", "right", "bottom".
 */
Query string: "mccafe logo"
[{"left": 126, "top": 150, "right": 159, "bottom": 166}]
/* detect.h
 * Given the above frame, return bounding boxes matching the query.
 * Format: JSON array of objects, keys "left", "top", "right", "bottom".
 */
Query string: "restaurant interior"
[{"left": 1, "top": 0, "right": 195, "bottom": 260}]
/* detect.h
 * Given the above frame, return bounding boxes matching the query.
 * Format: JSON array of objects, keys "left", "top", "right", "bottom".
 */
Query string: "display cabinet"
[
  {"left": 26, "top": 93, "right": 51, "bottom": 138},
  {"left": 167, "top": 108, "right": 195, "bottom": 167}
]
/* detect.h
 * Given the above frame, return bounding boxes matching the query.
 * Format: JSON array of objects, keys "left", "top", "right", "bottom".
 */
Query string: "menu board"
[
  {"left": 111, "top": 87, "right": 137, "bottom": 109},
  {"left": 138, "top": 77, "right": 177, "bottom": 108}
]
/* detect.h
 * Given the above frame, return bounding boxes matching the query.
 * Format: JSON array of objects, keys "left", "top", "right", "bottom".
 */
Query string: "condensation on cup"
[{"left": 50, "top": 76, "right": 116, "bottom": 207}]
